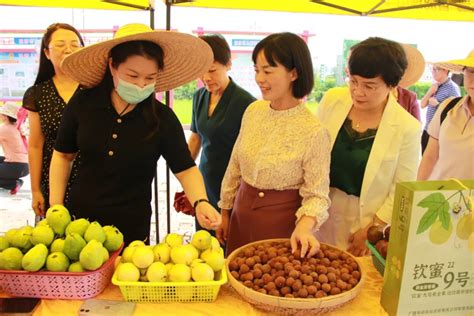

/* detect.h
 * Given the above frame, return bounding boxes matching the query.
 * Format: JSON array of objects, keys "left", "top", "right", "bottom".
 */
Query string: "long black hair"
[
  {"left": 34, "top": 23, "right": 84, "bottom": 85},
  {"left": 100, "top": 40, "right": 165, "bottom": 139}
]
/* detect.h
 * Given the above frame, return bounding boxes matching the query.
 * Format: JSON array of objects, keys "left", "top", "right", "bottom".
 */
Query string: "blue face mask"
[{"left": 115, "top": 78, "right": 155, "bottom": 104}]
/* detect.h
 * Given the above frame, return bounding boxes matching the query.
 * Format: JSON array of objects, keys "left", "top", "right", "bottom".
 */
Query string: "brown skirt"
[{"left": 225, "top": 181, "right": 302, "bottom": 256}]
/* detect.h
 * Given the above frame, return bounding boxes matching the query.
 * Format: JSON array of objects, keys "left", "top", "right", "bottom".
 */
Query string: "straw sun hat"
[
  {"left": 61, "top": 23, "right": 213, "bottom": 92},
  {"left": 0, "top": 102, "right": 19, "bottom": 119},
  {"left": 398, "top": 44, "right": 426, "bottom": 88},
  {"left": 435, "top": 50, "right": 474, "bottom": 74}
]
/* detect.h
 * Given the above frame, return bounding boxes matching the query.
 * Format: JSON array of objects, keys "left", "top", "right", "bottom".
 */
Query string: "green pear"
[
  {"left": 191, "top": 230, "right": 212, "bottom": 251},
  {"left": 50, "top": 238, "right": 65, "bottom": 253},
  {"left": 84, "top": 221, "right": 106, "bottom": 243},
  {"left": 30, "top": 225, "right": 55, "bottom": 246},
  {"left": 191, "top": 262, "right": 215, "bottom": 282},
  {"left": 46, "top": 205, "right": 71, "bottom": 236},
  {"left": 0, "top": 247, "right": 23, "bottom": 270},
  {"left": 11, "top": 226, "right": 34, "bottom": 251},
  {"left": 101, "top": 246, "right": 110, "bottom": 264},
  {"left": 121, "top": 246, "right": 136, "bottom": 263},
  {"left": 103, "top": 226, "right": 124, "bottom": 252},
  {"left": 46, "top": 252, "right": 70, "bottom": 272},
  {"left": 204, "top": 251, "right": 225, "bottom": 272},
  {"left": 153, "top": 243, "right": 170, "bottom": 264},
  {"left": 79, "top": 240, "right": 104, "bottom": 271},
  {"left": 0, "top": 236, "right": 9, "bottom": 251},
  {"left": 5, "top": 228, "right": 17, "bottom": 245},
  {"left": 168, "top": 263, "right": 191, "bottom": 282},
  {"left": 116, "top": 262, "right": 140, "bottom": 282},
  {"left": 68, "top": 261, "right": 85, "bottom": 272},
  {"left": 22, "top": 244, "right": 48, "bottom": 272},
  {"left": 170, "top": 244, "right": 199, "bottom": 265},
  {"left": 147, "top": 262, "right": 168, "bottom": 282},
  {"left": 63, "top": 233, "right": 87, "bottom": 261},
  {"left": 65, "top": 218, "right": 90, "bottom": 237},
  {"left": 37, "top": 218, "right": 49, "bottom": 226},
  {"left": 164, "top": 233, "right": 183, "bottom": 247}
]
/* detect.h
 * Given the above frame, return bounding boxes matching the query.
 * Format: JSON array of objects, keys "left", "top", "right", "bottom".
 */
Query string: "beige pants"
[{"left": 315, "top": 187, "right": 361, "bottom": 250}]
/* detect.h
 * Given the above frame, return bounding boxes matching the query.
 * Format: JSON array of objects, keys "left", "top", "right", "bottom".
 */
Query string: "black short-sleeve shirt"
[{"left": 55, "top": 86, "right": 195, "bottom": 241}]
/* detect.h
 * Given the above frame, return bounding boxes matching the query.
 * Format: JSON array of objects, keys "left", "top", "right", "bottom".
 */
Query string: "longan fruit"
[
  {"left": 327, "top": 272, "right": 337, "bottom": 283},
  {"left": 274, "top": 262, "right": 284, "bottom": 270},
  {"left": 262, "top": 273, "right": 273, "bottom": 284},
  {"left": 245, "top": 257, "right": 256, "bottom": 268},
  {"left": 336, "top": 279, "right": 347, "bottom": 290},
  {"left": 330, "top": 287, "right": 341, "bottom": 295},
  {"left": 289, "top": 269, "right": 301, "bottom": 279},
  {"left": 230, "top": 271, "right": 239, "bottom": 279},
  {"left": 321, "top": 283, "right": 331, "bottom": 293},
  {"left": 269, "top": 289, "right": 280, "bottom": 297},
  {"left": 315, "top": 290, "right": 327, "bottom": 298},
  {"left": 298, "top": 288, "right": 309, "bottom": 298},
  {"left": 239, "top": 264, "right": 250, "bottom": 274},
  {"left": 252, "top": 268, "right": 263, "bottom": 279},
  {"left": 348, "top": 278, "right": 358, "bottom": 286},
  {"left": 257, "top": 288, "right": 267, "bottom": 294},
  {"left": 280, "top": 286, "right": 292, "bottom": 296},
  {"left": 229, "top": 260, "right": 239, "bottom": 271},
  {"left": 352, "top": 270, "right": 361, "bottom": 280},
  {"left": 341, "top": 273, "right": 351, "bottom": 282},
  {"left": 318, "top": 274, "right": 329, "bottom": 284},
  {"left": 285, "top": 277, "right": 295, "bottom": 287},
  {"left": 244, "top": 248, "right": 255, "bottom": 257},
  {"left": 253, "top": 255, "right": 262, "bottom": 264},
  {"left": 285, "top": 293, "right": 294, "bottom": 298},
  {"left": 302, "top": 275, "right": 314, "bottom": 286},
  {"left": 274, "top": 276, "right": 286, "bottom": 288},
  {"left": 301, "top": 264, "right": 312, "bottom": 274},
  {"left": 321, "top": 258, "right": 331, "bottom": 267},
  {"left": 279, "top": 256, "right": 289, "bottom": 264},
  {"left": 316, "top": 265, "right": 327, "bottom": 275},
  {"left": 291, "top": 279, "right": 303, "bottom": 291},
  {"left": 265, "top": 281, "right": 276, "bottom": 291},
  {"left": 261, "top": 264, "right": 271, "bottom": 274},
  {"left": 243, "top": 280, "right": 253, "bottom": 288},
  {"left": 275, "top": 270, "right": 286, "bottom": 278},
  {"left": 307, "top": 285, "right": 317, "bottom": 295}
]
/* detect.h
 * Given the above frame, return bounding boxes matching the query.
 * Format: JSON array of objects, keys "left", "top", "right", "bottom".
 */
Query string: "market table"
[{"left": 0, "top": 257, "right": 388, "bottom": 315}]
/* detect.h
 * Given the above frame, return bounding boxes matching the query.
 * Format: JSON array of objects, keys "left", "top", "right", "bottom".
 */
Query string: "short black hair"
[
  {"left": 349, "top": 37, "right": 407, "bottom": 87},
  {"left": 199, "top": 34, "right": 231, "bottom": 66},
  {"left": 252, "top": 32, "right": 314, "bottom": 98}
]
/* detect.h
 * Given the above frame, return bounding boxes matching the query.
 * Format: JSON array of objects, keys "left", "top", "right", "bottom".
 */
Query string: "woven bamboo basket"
[{"left": 226, "top": 239, "right": 365, "bottom": 315}]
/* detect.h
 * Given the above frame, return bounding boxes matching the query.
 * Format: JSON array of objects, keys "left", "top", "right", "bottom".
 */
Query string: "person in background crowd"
[
  {"left": 187, "top": 34, "right": 255, "bottom": 234},
  {"left": 22, "top": 23, "right": 84, "bottom": 216},
  {"left": 49, "top": 24, "right": 221, "bottom": 244},
  {"left": 391, "top": 44, "right": 425, "bottom": 121},
  {"left": 316, "top": 37, "right": 421, "bottom": 256},
  {"left": 0, "top": 102, "right": 29, "bottom": 194},
  {"left": 217, "top": 32, "right": 331, "bottom": 258},
  {"left": 418, "top": 50, "right": 474, "bottom": 180},
  {"left": 420, "top": 63, "right": 461, "bottom": 153}
]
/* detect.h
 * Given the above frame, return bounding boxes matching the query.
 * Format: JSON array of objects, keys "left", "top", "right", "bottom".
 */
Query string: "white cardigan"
[{"left": 317, "top": 87, "right": 421, "bottom": 228}]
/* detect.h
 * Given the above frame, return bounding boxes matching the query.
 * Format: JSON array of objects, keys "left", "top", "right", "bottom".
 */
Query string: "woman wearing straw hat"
[
  {"left": 0, "top": 102, "right": 29, "bottom": 194},
  {"left": 418, "top": 50, "right": 474, "bottom": 180},
  {"left": 391, "top": 44, "right": 425, "bottom": 121},
  {"left": 49, "top": 23, "right": 221, "bottom": 243},
  {"left": 315, "top": 37, "right": 421, "bottom": 256},
  {"left": 23, "top": 23, "right": 84, "bottom": 216}
]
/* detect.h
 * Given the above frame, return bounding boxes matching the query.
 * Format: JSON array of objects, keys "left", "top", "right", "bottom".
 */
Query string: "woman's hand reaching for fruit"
[{"left": 290, "top": 216, "right": 320, "bottom": 258}]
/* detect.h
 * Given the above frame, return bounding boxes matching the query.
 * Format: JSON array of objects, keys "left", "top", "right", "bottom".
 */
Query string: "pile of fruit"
[
  {"left": 366, "top": 224, "right": 391, "bottom": 259},
  {"left": 0, "top": 205, "right": 123, "bottom": 272},
  {"left": 115, "top": 230, "right": 225, "bottom": 283},
  {"left": 227, "top": 240, "right": 361, "bottom": 298}
]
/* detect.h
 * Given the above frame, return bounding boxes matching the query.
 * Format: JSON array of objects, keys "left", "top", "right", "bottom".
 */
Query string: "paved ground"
[{"left": 0, "top": 161, "right": 196, "bottom": 245}]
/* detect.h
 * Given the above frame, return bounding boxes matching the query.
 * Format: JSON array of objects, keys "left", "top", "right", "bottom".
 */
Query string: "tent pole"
[{"left": 165, "top": 0, "right": 172, "bottom": 236}]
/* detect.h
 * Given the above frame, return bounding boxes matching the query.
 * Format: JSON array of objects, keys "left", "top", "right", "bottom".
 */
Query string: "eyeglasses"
[
  {"left": 348, "top": 76, "right": 384, "bottom": 94},
  {"left": 48, "top": 41, "right": 82, "bottom": 51}
]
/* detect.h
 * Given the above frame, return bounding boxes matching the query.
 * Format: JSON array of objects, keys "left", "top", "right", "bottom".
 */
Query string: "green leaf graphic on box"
[
  {"left": 416, "top": 193, "right": 448, "bottom": 234},
  {"left": 438, "top": 207, "right": 451, "bottom": 230}
]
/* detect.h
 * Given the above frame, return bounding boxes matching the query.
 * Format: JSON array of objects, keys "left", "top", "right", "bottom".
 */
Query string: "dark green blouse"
[
  {"left": 191, "top": 79, "right": 255, "bottom": 208},
  {"left": 330, "top": 118, "right": 378, "bottom": 197}
]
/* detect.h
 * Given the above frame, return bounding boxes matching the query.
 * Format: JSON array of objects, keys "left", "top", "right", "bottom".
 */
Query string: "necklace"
[{"left": 117, "top": 103, "right": 131, "bottom": 117}]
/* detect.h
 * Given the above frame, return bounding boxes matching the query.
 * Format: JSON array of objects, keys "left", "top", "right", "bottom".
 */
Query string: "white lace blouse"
[{"left": 218, "top": 100, "right": 331, "bottom": 228}]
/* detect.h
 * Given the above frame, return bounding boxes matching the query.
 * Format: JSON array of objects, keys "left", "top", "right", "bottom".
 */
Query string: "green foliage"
[
  {"left": 309, "top": 74, "right": 337, "bottom": 102},
  {"left": 174, "top": 81, "right": 198, "bottom": 100},
  {"left": 407, "top": 82, "right": 432, "bottom": 99}
]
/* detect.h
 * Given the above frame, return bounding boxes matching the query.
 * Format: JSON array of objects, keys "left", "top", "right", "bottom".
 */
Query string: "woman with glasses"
[
  {"left": 22, "top": 23, "right": 84, "bottom": 217},
  {"left": 316, "top": 37, "right": 421, "bottom": 256},
  {"left": 418, "top": 51, "right": 474, "bottom": 180}
]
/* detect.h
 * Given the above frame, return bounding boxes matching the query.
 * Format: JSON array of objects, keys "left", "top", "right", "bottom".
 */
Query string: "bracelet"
[{"left": 193, "top": 198, "right": 210, "bottom": 209}]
